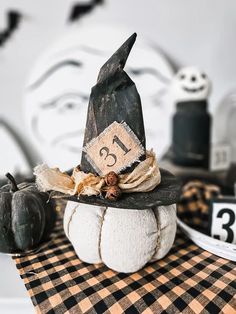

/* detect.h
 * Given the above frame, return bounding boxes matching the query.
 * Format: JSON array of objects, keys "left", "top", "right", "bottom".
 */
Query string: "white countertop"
[{"left": 0, "top": 254, "right": 34, "bottom": 314}]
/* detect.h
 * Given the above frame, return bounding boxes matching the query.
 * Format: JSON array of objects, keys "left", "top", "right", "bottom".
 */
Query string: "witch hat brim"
[
  {"left": 65, "top": 168, "right": 180, "bottom": 209},
  {"left": 68, "top": 33, "right": 180, "bottom": 209}
]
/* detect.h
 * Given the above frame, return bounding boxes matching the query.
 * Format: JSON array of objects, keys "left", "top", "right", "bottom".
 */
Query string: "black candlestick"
[{"left": 172, "top": 100, "right": 211, "bottom": 168}]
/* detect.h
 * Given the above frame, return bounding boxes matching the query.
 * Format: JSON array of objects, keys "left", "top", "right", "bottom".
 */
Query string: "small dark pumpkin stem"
[{"left": 5, "top": 173, "right": 19, "bottom": 192}]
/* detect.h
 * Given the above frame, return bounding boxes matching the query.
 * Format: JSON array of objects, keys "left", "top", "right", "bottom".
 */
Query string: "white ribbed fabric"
[{"left": 64, "top": 202, "right": 176, "bottom": 273}]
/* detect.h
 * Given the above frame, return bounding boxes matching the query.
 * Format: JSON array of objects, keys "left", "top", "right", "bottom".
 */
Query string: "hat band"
[{"left": 34, "top": 150, "right": 161, "bottom": 201}]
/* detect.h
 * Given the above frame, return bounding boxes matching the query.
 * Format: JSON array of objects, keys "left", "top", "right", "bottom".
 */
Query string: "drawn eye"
[
  {"left": 40, "top": 93, "right": 89, "bottom": 111},
  {"left": 129, "top": 69, "right": 142, "bottom": 76},
  {"left": 201, "top": 73, "right": 207, "bottom": 79},
  {"left": 179, "top": 74, "right": 185, "bottom": 80},
  {"left": 65, "top": 102, "right": 75, "bottom": 109}
]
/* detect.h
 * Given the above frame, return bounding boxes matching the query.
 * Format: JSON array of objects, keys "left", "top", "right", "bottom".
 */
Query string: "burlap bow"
[{"left": 34, "top": 150, "right": 161, "bottom": 197}]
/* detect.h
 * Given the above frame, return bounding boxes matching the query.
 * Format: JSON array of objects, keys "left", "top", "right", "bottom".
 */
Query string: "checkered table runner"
[{"left": 13, "top": 212, "right": 236, "bottom": 314}]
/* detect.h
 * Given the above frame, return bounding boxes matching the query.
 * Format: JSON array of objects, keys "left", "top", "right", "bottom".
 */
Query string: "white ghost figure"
[
  {"left": 23, "top": 25, "right": 174, "bottom": 171},
  {"left": 171, "top": 66, "right": 211, "bottom": 103}
]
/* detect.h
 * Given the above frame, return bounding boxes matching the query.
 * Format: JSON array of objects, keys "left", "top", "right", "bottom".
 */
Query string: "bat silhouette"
[
  {"left": 69, "top": 0, "right": 104, "bottom": 22},
  {"left": 0, "top": 10, "right": 23, "bottom": 47}
]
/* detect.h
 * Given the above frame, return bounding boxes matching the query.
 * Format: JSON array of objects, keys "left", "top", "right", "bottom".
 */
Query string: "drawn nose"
[{"left": 191, "top": 76, "right": 197, "bottom": 82}]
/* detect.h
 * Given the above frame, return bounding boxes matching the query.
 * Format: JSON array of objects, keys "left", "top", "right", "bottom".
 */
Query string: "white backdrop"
[
  {"left": 0, "top": 2, "right": 236, "bottom": 312},
  {"left": 0, "top": 0, "right": 236, "bottom": 171}
]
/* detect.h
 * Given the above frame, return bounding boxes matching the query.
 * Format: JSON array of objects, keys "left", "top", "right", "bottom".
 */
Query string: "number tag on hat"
[
  {"left": 83, "top": 121, "right": 144, "bottom": 176},
  {"left": 209, "top": 198, "right": 236, "bottom": 244}
]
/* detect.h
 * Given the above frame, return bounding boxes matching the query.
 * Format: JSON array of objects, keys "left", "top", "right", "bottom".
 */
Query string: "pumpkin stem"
[{"left": 5, "top": 173, "right": 19, "bottom": 192}]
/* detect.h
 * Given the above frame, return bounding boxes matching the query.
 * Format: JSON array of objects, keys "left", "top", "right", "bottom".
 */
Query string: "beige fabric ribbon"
[{"left": 34, "top": 150, "right": 161, "bottom": 197}]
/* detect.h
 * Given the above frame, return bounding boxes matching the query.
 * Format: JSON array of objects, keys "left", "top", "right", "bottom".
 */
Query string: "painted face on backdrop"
[
  {"left": 0, "top": 0, "right": 104, "bottom": 176},
  {"left": 24, "top": 26, "right": 174, "bottom": 170},
  {"left": 171, "top": 66, "right": 211, "bottom": 103}
]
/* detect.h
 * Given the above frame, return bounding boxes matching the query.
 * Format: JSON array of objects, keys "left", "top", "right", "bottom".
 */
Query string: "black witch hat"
[{"left": 67, "top": 33, "right": 180, "bottom": 209}]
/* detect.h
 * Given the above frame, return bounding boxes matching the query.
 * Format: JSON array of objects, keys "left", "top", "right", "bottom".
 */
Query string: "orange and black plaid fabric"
[
  {"left": 13, "top": 212, "right": 236, "bottom": 314},
  {"left": 177, "top": 180, "right": 221, "bottom": 232}
]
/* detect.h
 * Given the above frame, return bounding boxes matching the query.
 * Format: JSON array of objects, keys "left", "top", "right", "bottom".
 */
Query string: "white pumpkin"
[{"left": 64, "top": 201, "right": 176, "bottom": 273}]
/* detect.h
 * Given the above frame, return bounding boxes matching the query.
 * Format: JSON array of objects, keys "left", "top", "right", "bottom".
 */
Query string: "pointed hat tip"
[
  {"left": 97, "top": 32, "right": 137, "bottom": 83},
  {"left": 125, "top": 32, "right": 137, "bottom": 51},
  {"left": 130, "top": 32, "right": 137, "bottom": 42}
]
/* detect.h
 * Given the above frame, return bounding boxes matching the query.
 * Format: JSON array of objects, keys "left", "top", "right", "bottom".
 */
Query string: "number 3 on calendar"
[{"left": 210, "top": 200, "right": 236, "bottom": 244}]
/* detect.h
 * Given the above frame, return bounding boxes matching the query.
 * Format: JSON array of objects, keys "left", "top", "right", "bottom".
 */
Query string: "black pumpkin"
[{"left": 0, "top": 173, "right": 56, "bottom": 254}]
